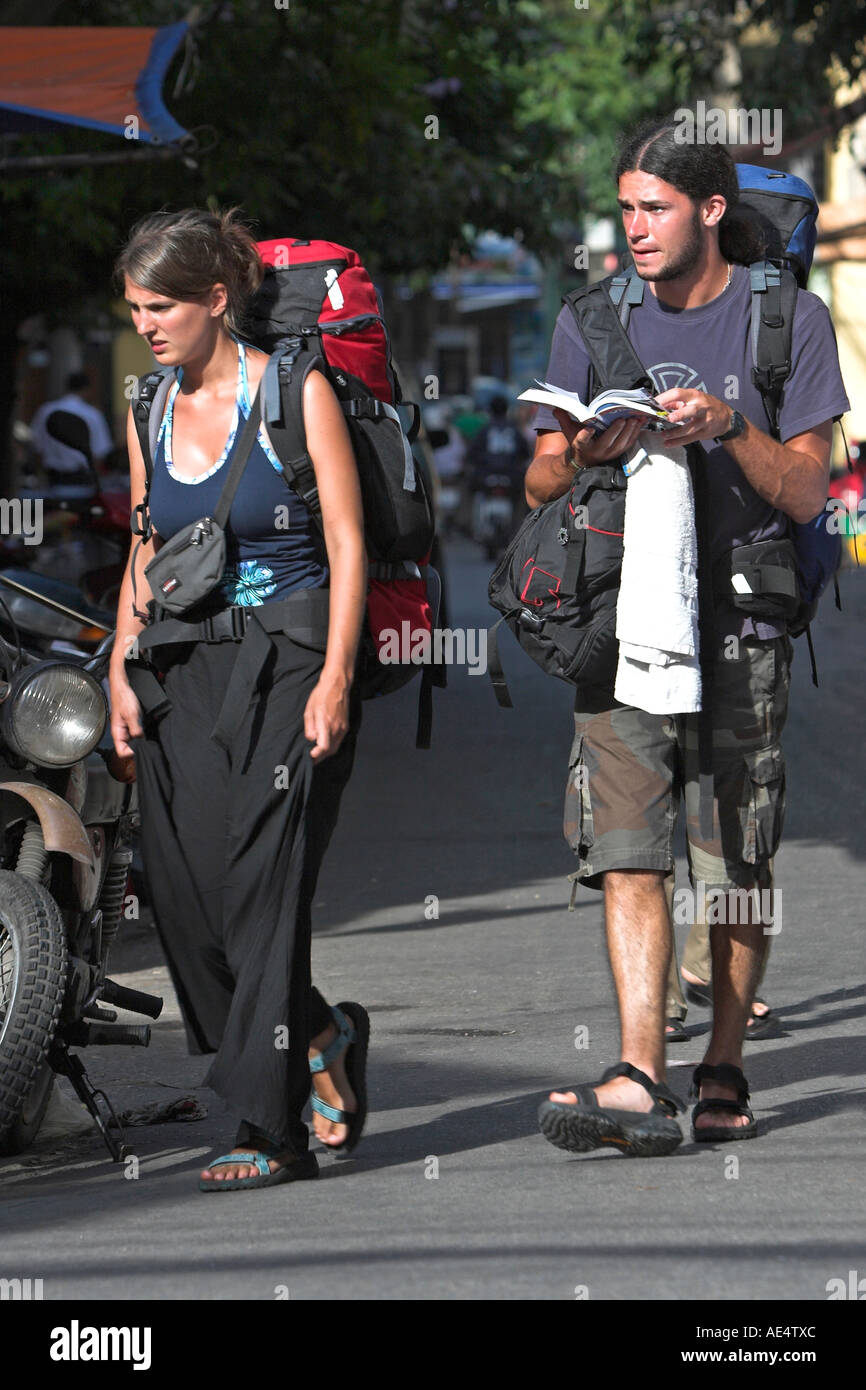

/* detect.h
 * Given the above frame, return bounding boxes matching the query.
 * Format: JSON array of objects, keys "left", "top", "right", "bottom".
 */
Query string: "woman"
[{"left": 109, "top": 207, "right": 369, "bottom": 1191}]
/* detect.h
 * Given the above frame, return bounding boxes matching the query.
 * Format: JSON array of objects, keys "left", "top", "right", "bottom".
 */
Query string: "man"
[
  {"left": 469, "top": 394, "right": 531, "bottom": 551},
  {"left": 527, "top": 118, "right": 849, "bottom": 1153},
  {"left": 468, "top": 395, "right": 530, "bottom": 494},
  {"left": 30, "top": 370, "right": 114, "bottom": 482}
]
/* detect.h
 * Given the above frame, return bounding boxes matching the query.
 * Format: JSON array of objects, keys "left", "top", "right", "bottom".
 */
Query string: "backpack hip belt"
[
  {"left": 137, "top": 587, "right": 331, "bottom": 648},
  {"left": 712, "top": 538, "right": 800, "bottom": 621},
  {"left": 133, "top": 587, "right": 331, "bottom": 749}
]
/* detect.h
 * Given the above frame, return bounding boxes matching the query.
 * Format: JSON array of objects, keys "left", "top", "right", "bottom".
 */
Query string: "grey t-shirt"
[{"left": 534, "top": 264, "right": 850, "bottom": 638}]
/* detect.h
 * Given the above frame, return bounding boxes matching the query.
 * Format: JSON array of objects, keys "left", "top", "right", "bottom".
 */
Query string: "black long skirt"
[{"left": 131, "top": 630, "right": 360, "bottom": 1154}]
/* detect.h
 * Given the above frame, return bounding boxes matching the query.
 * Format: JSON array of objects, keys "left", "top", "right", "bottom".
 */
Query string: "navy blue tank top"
[{"left": 148, "top": 343, "right": 327, "bottom": 607}]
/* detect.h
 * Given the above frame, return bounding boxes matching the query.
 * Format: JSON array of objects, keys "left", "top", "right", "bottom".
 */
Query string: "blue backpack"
[
  {"left": 735, "top": 164, "right": 818, "bottom": 286},
  {"left": 735, "top": 166, "right": 847, "bottom": 659}
]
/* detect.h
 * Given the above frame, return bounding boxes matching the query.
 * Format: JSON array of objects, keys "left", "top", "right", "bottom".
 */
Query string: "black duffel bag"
[{"left": 487, "top": 461, "right": 627, "bottom": 706}]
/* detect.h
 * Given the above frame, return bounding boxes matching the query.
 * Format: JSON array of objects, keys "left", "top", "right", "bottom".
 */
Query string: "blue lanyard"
[
  {"left": 159, "top": 340, "right": 281, "bottom": 481},
  {"left": 159, "top": 342, "right": 245, "bottom": 484}
]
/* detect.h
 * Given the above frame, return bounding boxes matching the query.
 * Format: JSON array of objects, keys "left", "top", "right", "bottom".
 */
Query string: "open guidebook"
[{"left": 518, "top": 381, "right": 679, "bottom": 434}]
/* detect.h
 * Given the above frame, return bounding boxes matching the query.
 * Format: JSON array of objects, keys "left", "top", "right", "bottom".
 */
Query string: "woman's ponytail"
[{"left": 214, "top": 208, "right": 264, "bottom": 335}]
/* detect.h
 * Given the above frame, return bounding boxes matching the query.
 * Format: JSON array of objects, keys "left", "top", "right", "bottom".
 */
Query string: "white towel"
[{"left": 614, "top": 441, "right": 702, "bottom": 713}]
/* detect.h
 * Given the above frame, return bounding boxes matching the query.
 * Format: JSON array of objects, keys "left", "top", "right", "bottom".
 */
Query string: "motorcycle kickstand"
[{"left": 48, "top": 1040, "right": 134, "bottom": 1164}]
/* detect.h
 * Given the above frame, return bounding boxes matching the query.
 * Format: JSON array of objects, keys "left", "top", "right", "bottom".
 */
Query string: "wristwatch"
[{"left": 716, "top": 409, "right": 746, "bottom": 443}]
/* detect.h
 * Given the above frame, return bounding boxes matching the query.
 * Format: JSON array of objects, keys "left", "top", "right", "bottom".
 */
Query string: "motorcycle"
[
  {"left": 472, "top": 471, "right": 516, "bottom": 561},
  {"left": 424, "top": 413, "right": 467, "bottom": 538},
  {"left": 0, "top": 572, "right": 161, "bottom": 1161}
]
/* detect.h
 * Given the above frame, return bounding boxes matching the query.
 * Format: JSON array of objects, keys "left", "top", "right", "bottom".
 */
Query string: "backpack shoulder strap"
[
  {"left": 563, "top": 268, "right": 653, "bottom": 398},
  {"left": 260, "top": 337, "right": 326, "bottom": 532},
  {"left": 749, "top": 261, "right": 798, "bottom": 440},
  {"left": 608, "top": 263, "right": 647, "bottom": 323},
  {"left": 132, "top": 366, "right": 176, "bottom": 487}
]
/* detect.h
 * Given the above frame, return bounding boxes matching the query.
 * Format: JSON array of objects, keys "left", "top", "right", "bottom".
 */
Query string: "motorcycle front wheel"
[
  {"left": 0, "top": 872, "right": 67, "bottom": 1151},
  {"left": 0, "top": 1062, "right": 55, "bottom": 1155}
]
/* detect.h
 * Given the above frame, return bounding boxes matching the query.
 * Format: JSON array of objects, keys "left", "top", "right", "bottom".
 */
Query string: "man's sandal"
[
  {"left": 199, "top": 1147, "right": 318, "bottom": 1193},
  {"left": 684, "top": 980, "right": 779, "bottom": 1039},
  {"left": 690, "top": 1062, "right": 757, "bottom": 1143},
  {"left": 745, "top": 998, "right": 781, "bottom": 1040},
  {"left": 310, "top": 1001, "right": 370, "bottom": 1154},
  {"left": 538, "top": 1062, "right": 685, "bottom": 1158},
  {"left": 683, "top": 978, "right": 712, "bottom": 1008},
  {"left": 665, "top": 1017, "right": 689, "bottom": 1043}
]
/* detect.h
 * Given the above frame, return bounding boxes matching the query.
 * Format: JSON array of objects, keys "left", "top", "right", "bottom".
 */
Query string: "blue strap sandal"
[
  {"left": 199, "top": 1148, "right": 318, "bottom": 1192},
  {"left": 309, "top": 1001, "right": 370, "bottom": 1154}
]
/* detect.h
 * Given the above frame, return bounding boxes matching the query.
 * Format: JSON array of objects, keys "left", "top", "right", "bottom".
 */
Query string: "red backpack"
[{"left": 249, "top": 237, "right": 441, "bottom": 746}]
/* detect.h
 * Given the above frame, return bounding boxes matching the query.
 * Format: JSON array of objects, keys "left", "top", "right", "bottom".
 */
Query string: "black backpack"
[
  {"left": 487, "top": 270, "right": 655, "bottom": 708},
  {"left": 485, "top": 275, "right": 710, "bottom": 843},
  {"left": 131, "top": 338, "right": 433, "bottom": 571},
  {"left": 489, "top": 235, "right": 849, "bottom": 703},
  {"left": 566, "top": 257, "right": 847, "bottom": 679}
]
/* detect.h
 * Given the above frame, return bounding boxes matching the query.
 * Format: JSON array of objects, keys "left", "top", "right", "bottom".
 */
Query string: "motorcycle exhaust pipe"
[{"left": 100, "top": 977, "right": 163, "bottom": 1019}]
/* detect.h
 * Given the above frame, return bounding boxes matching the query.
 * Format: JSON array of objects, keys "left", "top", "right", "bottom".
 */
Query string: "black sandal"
[
  {"left": 683, "top": 978, "right": 712, "bottom": 1007},
  {"left": 690, "top": 1062, "right": 757, "bottom": 1143},
  {"left": 538, "top": 1062, "right": 685, "bottom": 1158},
  {"left": 745, "top": 999, "right": 781, "bottom": 1040}
]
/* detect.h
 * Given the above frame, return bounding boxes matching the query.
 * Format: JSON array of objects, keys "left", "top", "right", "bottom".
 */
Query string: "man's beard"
[{"left": 636, "top": 208, "right": 704, "bottom": 282}]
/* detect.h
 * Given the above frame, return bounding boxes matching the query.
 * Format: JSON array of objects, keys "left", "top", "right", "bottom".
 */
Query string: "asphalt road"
[{"left": 1, "top": 539, "right": 864, "bottom": 1302}]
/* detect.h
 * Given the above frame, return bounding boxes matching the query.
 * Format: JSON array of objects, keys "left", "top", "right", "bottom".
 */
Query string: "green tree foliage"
[
  {"left": 515, "top": 0, "right": 703, "bottom": 222},
  {"left": 610, "top": 0, "right": 866, "bottom": 145},
  {"left": 2, "top": 0, "right": 707, "bottom": 297},
  {"left": 3, "top": 0, "right": 863, "bottom": 428},
  {"left": 0, "top": 0, "right": 688, "bottom": 461}
]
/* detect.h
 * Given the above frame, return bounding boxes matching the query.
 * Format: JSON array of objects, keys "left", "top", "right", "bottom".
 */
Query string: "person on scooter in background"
[
  {"left": 424, "top": 403, "right": 467, "bottom": 537},
  {"left": 469, "top": 395, "right": 531, "bottom": 556}
]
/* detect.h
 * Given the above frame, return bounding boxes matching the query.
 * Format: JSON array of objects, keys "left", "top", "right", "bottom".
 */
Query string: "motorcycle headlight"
[{"left": 1, "top": 661, "right": 107, "bottom": 766}]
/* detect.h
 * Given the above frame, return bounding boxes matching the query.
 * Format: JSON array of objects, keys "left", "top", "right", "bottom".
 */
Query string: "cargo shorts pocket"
[
  {"left": 741, "top": 745, "right": 786, "bottom": 864},
  {"left": 564, "top": 731, "right": 593, "bottom": 854}
]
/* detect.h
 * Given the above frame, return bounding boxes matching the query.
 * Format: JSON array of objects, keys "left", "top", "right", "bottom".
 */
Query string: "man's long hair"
[{"left": 615, "top": 117, "right": 766, "bottom": 265}]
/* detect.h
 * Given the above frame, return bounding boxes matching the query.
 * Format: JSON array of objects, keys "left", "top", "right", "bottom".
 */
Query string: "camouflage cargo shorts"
[{"left": 564, "top": 635, "right": 793, "bottom": 893}]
